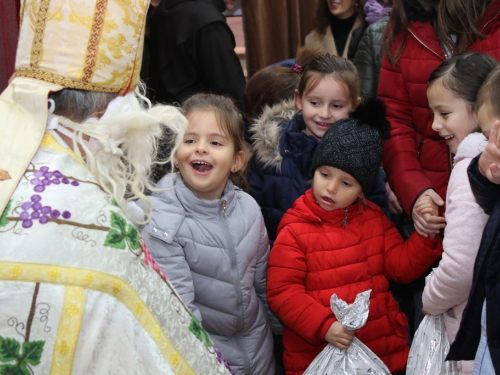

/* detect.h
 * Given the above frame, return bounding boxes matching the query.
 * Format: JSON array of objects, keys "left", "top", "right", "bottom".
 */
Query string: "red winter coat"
[
  {"left": 267, "top": 190, "right": 443, "bottom": 374},
  {"left": 378, "top": 0, "right": 500, "bottom": 216}
]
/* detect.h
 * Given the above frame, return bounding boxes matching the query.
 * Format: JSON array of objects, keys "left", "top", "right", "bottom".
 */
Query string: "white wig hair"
[{"left": 51, "top": 83, "right": 187, "bottom": 224}]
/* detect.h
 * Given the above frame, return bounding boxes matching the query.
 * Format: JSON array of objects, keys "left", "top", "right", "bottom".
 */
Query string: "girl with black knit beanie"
[{"left": 266, "top": 99, "right": 443, "bottom": 375}]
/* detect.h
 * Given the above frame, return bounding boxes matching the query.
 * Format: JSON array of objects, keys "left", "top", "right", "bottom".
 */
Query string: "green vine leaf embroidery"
[
  {"left": 22, "top": 341, "right": 44, "bottom": 366},
  {"left": 0, "top": 200, "right": 12, "bottom": 229},
  {"left": 0, "top": 336, "right": 19, "bottom": 362},
  {"left": 0, "top": 336, "right": 45, "bottom": 375},
  {"left": 104, "top": 212, "right": 141, "bottom": 250},
  {"left": 189, "top": 317, "right": 212, "bottom": 347}
]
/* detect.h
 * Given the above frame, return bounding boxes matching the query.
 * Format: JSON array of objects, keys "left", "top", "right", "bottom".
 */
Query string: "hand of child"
[
  {"left": 479, "top": 121, "right": 500, "bottom": 185},
  {"left": 414, "top": 195, "right": 437, "bottom": 216},
  {"left": 412, "top": 190, "right": 446, "bottom": 238},
  {"left": 386, "top": 182, "right": 403, "bottom": 214},
  {"left": 324, "top": 321, "right": 355, "bottom": 350}
]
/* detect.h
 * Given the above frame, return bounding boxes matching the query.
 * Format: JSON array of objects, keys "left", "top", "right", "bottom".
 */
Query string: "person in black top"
[
  {"left": 147, "top": 0, "right": 246, "bottom": 107},
  {"left": 304, "top": 0, "right": 368, "bottom": 60}
]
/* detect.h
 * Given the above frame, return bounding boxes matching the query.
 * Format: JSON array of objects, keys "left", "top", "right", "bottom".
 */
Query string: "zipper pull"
[
  {"left": 342, "top": 208, "right": 348, "bottom": 227},
  {"left": 221, "top": 200, "right": 227, "bottom": 218}
]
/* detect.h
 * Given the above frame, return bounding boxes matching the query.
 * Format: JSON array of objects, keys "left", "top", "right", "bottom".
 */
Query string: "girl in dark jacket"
[
  {"left": 248, "top": 53, "right": 389, "bottom": 244},
  {"left": 266, "top": 101, "right": 443, "bottom": 375}
]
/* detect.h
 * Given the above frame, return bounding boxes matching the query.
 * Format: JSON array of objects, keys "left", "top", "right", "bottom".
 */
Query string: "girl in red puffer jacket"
[{"left": 266, "top": 99, "right": 443, "bottom": 375}]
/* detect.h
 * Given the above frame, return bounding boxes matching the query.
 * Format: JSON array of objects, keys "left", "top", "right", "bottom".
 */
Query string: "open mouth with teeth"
[
  {"left": 191, "top": 160, "right": 213, "bottom": 173},
  {"left": 442, "top": 134, "right": 455, "bottom": 144},
  {"left": 315, "top": 122, "right": 332, "bottom": 128}
]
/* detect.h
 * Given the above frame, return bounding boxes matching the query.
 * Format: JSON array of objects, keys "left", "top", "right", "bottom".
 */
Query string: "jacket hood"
[
  {"left": 249, "top": 99, "right": 296, "bottom": 169},
  {"left": 454, "top": 132, "right": 487, "bottom": 165}
]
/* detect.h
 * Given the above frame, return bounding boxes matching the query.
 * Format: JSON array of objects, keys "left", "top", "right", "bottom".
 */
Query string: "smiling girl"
[
  {"left": 141, "top": 93, "right": 281, "bottom": 375},
  {"left": 417, "top": 52, "right": 498, "bottom": 374}
]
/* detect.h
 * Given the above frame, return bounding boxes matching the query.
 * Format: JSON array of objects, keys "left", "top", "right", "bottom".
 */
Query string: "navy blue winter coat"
[{"left": 248, "top": 100, "right": 389, "bottom": 243}]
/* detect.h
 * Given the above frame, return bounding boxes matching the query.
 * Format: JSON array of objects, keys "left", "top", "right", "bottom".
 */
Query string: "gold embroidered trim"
[
  {"left": 82, "top": 0, "right": 108, "bottom": 83},
  {"left": 0, "top": 262, "right": 195, "bottom": 375},
  {"left": 31, "top": 0, "right": 51, "bottom": 69},
  {"left": 15, "top": 68, "right": 122, "bottom": 93},
  {"left": 50, "top": 286, "right": 85, "bottom": 375}
]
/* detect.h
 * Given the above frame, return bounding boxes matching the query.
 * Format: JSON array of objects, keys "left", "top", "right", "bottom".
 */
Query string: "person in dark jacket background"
[
  {"left": 147, "top": 0, "right": 246, "bottom": 107},
  {"left": 353, "top": 0, "right": 391, "bottom": 100}
]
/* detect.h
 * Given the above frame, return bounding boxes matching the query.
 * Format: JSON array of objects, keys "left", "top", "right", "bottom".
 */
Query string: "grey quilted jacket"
[
  {"left": 353, "top": 16, "right": 389, "bottom": 99},
  {"left": 141, "top": 173, "right": 279, "bottom": 375}
]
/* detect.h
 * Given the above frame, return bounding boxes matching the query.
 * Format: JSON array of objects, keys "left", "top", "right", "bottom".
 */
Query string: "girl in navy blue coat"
[{"left": 248, "top": 53, "right": 389, "bottom": 243}]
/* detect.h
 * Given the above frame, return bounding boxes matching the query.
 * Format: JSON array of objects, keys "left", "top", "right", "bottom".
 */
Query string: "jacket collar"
[
  {"left": 280, "top": 115, "right": 319, "bottom": 177},
  {"left": 302, "top": 189, "right": 361, "bottom": 225},
  {"left": 155, "top": 173, "right": 236, "bottom": 219},
  {"left": 278, "top": 189, "right": 361, "bottom": 230}
]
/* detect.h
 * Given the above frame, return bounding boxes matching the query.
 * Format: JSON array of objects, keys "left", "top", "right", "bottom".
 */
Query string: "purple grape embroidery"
[
  {"left": 29, "top": 167, "right": 80, "bottom": 193},
  {"left": 18, "top": 194, "right": 72, "bottom": 228}
]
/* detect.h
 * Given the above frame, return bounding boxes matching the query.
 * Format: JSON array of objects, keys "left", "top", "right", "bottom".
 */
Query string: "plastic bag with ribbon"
[{"left": 303, "top": 290, "right": 391, "bottom": 375}]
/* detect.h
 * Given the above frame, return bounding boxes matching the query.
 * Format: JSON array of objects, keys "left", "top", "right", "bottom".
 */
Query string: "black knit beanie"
[{"left": 311, "top": 99, "right": 391, "bottom": 195}]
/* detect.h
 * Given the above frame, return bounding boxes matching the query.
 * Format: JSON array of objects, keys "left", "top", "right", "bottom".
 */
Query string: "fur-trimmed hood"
[{"left": 249, "top": 99, "right": 296, "bottom": 169}]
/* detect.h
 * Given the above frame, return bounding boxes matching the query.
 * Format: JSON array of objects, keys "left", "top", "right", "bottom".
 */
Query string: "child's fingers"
[
  {"left": 418, "top": 207, "right": 435, "bottom": 215},
  {"left": 489, "top": 164, "right": 500, "bottom": 185}
]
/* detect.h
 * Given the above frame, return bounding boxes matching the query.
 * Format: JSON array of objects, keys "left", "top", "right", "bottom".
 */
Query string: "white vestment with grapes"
[{"left": 0, "top": 131, "right": 233, "bottom": 375}]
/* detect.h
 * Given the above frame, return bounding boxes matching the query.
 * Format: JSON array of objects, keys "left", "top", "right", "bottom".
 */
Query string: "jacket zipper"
[
  {"left": 418, "top": 139, "right": 424, "bottom": 159},
  {"left": 219, "top": 199, "right": 251, "bottom": 374},
  {"left": 408, "top": 28, "right": 445, "bottom": 61},
  {"left": 342, "top": 208, "right": 348, "bottom": 227}
]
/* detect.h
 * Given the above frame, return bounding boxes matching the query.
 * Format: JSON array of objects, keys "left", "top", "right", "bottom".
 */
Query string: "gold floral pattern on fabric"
[
  {"left": 50, "top": 286, "right": 84, "bottom": 375},
  {"left": 16, "top": 0, "right": 149, "bottom": 94}
]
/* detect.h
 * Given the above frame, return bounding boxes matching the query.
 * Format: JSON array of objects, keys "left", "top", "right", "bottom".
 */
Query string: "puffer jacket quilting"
[
  {"left": 353, "top": 16, "right": 389, "bottom": 99},
  {"left": 267, "top": 189, "right": 443, "bottom": 374},
  {"left": 141, "top": 173, "right": 278, "bottom": 375}
]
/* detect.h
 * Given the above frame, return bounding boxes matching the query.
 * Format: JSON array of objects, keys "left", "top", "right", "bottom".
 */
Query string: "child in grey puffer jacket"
[{"left": 141, "top": 94, "right": 281, "bottom": 375}]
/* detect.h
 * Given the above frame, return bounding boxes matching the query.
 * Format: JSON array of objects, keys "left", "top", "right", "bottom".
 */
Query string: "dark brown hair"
[
  {"left": 428, "top": 52, "right": 498, "bottom": 113},
  {"left": 242, "top": 47, "right": 322, "bottom": 121},
  {"left": 182, "top": 93, "right": 250, "bottom": 191},
  {"left": 384, "top": 0, "right": 490, "bottom": 65},
  {"left": 297, "top": 53, "right": 359, "bottom": 107},
  {"left": 477, "top": 64, "right": 500, "bottom": 119},
  {"left": 314, "top": 0, "right": 367, "bottom": 34}
]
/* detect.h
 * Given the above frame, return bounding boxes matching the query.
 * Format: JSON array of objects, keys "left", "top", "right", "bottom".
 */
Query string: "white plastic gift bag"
[
  {"left": 407, "top": 270, "right": 459, "bottom": 375},
  {"left": 406, "top": 314, "right": 459, "bottom": 375},
  {"left": 303, "top": 290, "right": 391, "bottom": 375}
]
